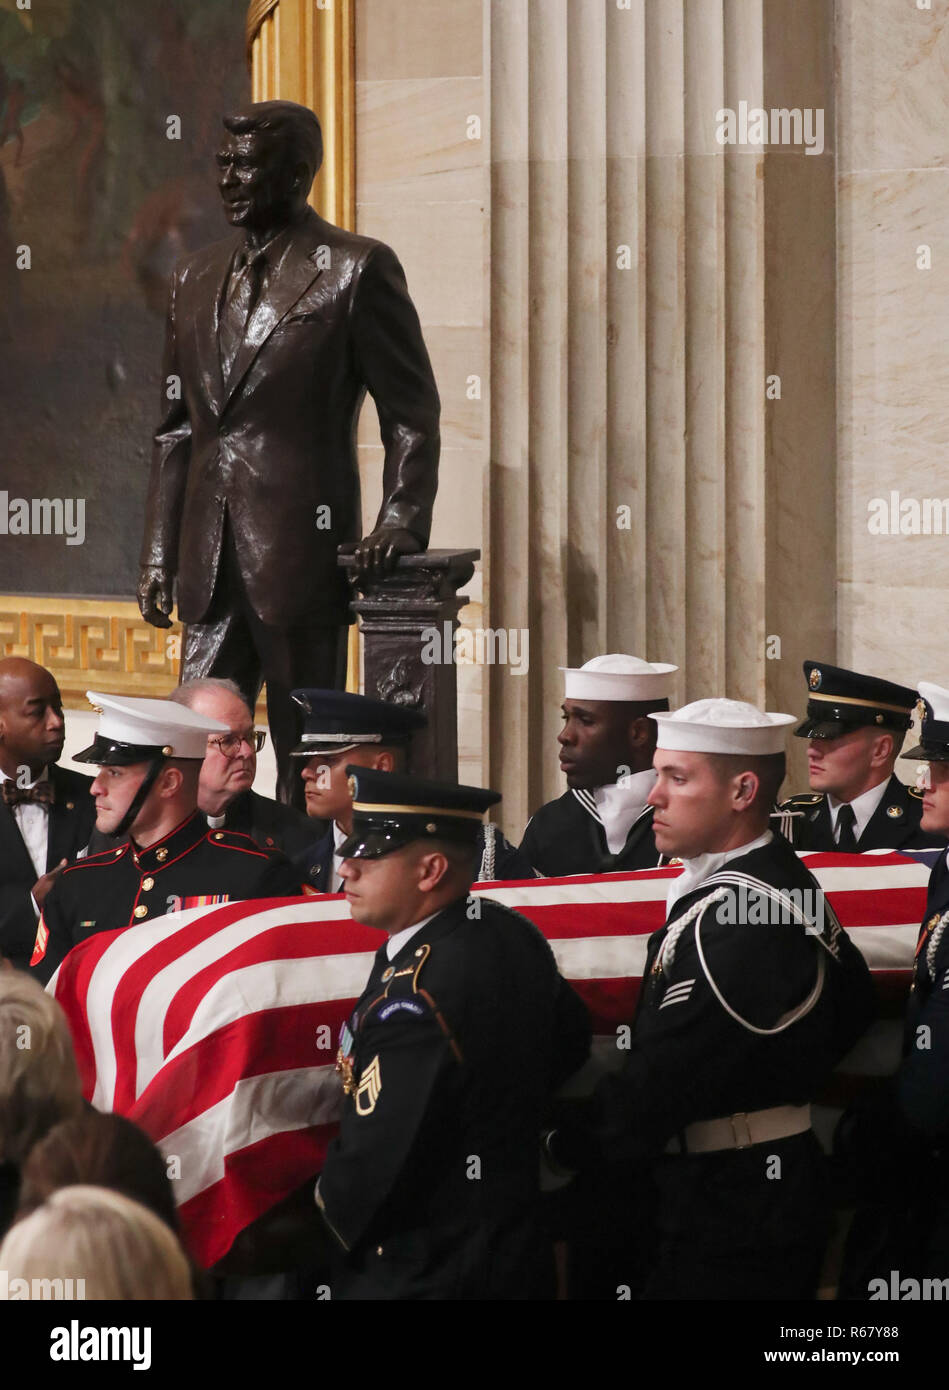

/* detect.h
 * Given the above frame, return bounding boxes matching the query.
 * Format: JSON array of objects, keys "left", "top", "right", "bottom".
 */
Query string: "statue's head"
[{"left": 216, "top": 100, "right": 323, "bottom": 233}]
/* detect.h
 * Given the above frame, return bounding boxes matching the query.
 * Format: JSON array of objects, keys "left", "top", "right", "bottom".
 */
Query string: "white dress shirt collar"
[
  {"left": 386, "top": 911, "right": 441, "bottom": 962},
  {"left": 827, "top": 777, "right": 890, "bottom": 843}
]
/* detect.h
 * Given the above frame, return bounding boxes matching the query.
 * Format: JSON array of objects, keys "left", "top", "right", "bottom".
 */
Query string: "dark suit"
[
  {"left": 0, "top": 766, "right": 95, "bottom": 970},
  {"left": 141, "top": 206, "right": 440, "bottom": 793},
  {"left": 317, "top": 895, "right": 591, "bottom": 1299},
  {"left": 519, "top": 788, "right": 661, "bottom": 877},
  {"left": 776, "top": 773, "right": 944, "bottom": 853}
]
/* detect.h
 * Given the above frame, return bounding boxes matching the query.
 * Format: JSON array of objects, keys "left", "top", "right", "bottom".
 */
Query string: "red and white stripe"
[{"left": 50, "top": 849, "right": 929, "bottom": 1268}]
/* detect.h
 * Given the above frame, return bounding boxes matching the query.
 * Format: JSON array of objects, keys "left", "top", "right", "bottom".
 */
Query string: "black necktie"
[
  {"left": 218, "top": 248, "right": 265, "bottom": 382},
  {"left": 836, "top": 803, "right": 858, "bottom": 852}
]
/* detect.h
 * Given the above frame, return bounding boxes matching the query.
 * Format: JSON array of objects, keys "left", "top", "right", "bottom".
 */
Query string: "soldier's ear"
[
  {"left": 373, "top": 749, "right": 396, "bottom": 773},
  {"left": 417, "top": 850, "right": 450, "bottom": 893}
]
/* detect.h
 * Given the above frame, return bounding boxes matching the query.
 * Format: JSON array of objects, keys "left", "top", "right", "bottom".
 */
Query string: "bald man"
[{"left": 0, "top": 659, "right": 95, "bottom": 969}]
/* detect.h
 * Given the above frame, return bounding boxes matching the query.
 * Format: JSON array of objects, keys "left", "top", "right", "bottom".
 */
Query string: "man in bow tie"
[
  {"left": 137, "top": 100, "right": 440, "bottom": 808},
  {"left": 0, "top": 659, "right": 95, "bottom": 970}
]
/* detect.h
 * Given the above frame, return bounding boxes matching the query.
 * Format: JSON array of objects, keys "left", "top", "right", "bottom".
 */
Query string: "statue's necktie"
[
  {"left": 836, "top": 802, "right": 858, "bottom": 852},
  {"left": 219, "top": 248, "right": 266, "bottom": 383}
]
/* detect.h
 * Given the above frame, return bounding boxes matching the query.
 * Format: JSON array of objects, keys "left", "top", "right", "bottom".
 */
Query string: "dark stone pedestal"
[{"left": 338, "top": 549, "right": 479, "bottom": 782}]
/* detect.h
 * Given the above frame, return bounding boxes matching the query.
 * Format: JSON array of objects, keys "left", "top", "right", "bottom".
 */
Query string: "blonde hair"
[
  {"left": 0, "top": 1186, "right": 193, "bottom": 1300},
  {"left": 0, "top": 972, "right": 83, "bottom": 1165}
]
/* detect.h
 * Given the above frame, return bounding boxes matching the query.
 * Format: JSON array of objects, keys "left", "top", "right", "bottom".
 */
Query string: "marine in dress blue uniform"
[
  {"left": 775, "top": 661, "right": 943, "bottom": 854},
  {"left": 30, "top": 693, "right": 304, "bottom": 984},
  {"left": 315, "top": 768, "right": 591, "bottom": 1299},
  {"left": 547, "top": 698, "right": 876, "bottom": 1300}
]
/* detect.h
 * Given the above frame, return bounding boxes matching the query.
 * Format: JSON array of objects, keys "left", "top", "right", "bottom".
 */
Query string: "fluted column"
[{"left": 488, "top": 0, "right": 836, "bottom": 828}]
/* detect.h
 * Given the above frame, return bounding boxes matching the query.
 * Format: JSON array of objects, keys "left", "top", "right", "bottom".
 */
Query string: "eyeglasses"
[{"left": 208, "top": 729, "right": 267, "bottom": 759}]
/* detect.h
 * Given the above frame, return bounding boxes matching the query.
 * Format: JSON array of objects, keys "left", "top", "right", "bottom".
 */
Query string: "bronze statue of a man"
[{"left": 138, "top": 101, "right": 440, "bottom": 803}]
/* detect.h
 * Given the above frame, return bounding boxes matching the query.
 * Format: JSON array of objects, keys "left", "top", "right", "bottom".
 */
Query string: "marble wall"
[
  {"left": 836, "top": 2, "right": 949, "bottom": 709},
  {"left": 352, "top": 0, "right": 853, "bottom": 829}
]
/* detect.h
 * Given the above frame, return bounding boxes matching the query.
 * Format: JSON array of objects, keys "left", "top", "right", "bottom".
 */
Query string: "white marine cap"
[
  {"left": 78, "top": 691, "right": 229, "bottom": 762},
  {"left": 649, "top": 697, "right": 796, "bottom": 755},
  {"left": 560, "top": 654, "right": 678, "bottom": 703}
]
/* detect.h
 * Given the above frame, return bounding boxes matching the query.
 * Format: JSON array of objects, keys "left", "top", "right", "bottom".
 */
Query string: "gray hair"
[
  {"left": 170, "top": 678, "right": 251, "bottom": 717},
  {"left": 0, "top": 1185, "right": 193, "bottom": 1300},
  {"left": 0, "top": 972, "right": 83, "bottom": 1165}
]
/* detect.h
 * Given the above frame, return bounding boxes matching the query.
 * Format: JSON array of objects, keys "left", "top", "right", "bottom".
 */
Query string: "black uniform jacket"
[
  {"left": 141, "top": 206, "right": 440, "bottom": 628},
  {"left": 87, "top": 788, "right": 322, "bottom": 863},
  {"left": 557, "top": 834, "right": 875, "bottom": 1251},
  {"left": 776, "top": 774, "right": 944, "bottom": 853},
  {"left": 899, "top": 850, "right": 949, "bottom": 1137},
  {"left": 31, "top": 811, "right": 306, "bottom": 985},
  {"left": 317, "top": 895, "right": 592, "bottom": 1299},
  {"left": 0, "top": 766, "right": 96, "bottom": 970},
  {"left": 519, "top": 788, "right": 660, "bottom": 877},
  {"left": 296, "top": 821, "right": 538, "bottom": 894}
]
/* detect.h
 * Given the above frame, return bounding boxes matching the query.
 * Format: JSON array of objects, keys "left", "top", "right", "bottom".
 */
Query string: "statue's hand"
[
  {"left": 138, "top": 565, "right": 174, "bottom": 629},
  {"left": 345, "top": 527, "right": 421, "bottom": 582}
]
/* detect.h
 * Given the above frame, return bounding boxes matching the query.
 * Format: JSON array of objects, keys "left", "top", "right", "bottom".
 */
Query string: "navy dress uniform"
[
  {"left": 519, "top": 655, "right": 677, "bottom": 877},
  {"left": 289, "top": 689, "right": 537, "bottom": 891},
  {"left": 30, "top": 693, "right": 305, "bottom": 984},
  {"left": 315, "top": 768, "right": 592, "bottom": 1299},
  {"left": 776, "top": 661, "right": 942, "bottom": 853},
  {"left": 836, "top": 681, "right": 949, "bottom": 1292},
  {"left": 548, "top": 698, "right": 876, "bottom": 1300}
]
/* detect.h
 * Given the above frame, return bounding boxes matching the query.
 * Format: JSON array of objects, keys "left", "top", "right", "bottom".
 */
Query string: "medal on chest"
[{"left": 336, "top": 1020, "right": 356, "bottom": 1095}]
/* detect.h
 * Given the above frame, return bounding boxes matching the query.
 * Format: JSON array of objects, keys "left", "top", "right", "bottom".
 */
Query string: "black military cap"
[
  {"left": 289, "top": 689, "right": 427, "bottom": 757},
  {"left": 902, "top": 681, "right": 949, "bottom": 762},
  {"left": 338, "top": 767, "right": 500, "bottom": 859},
  {"left": 794, "top": 662, "right": 917, "bottom": 740}
]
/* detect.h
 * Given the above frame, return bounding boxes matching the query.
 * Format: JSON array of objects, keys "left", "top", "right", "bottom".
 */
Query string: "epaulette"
[
  {"left": 63, "top": 844, "right": 129, "bottom": 873},
  {"left": 908, "top": 786, "right": 924, "bottom": 801},
  {"left": 205, "top": 827, "right": 272, "bottom": 858},
  {"left": 777, "top": 793, "right": 823, "bottom": 809}
]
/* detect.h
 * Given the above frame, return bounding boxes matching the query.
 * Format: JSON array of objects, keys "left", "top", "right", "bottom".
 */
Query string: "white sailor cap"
[
  {"left": 650, "top": 697, "right": 796, "bottom": 755},
  {"left": 560, "top": 654, "right": 678, "bottom": 703},
  {"left": 75, "top": 691, "right": 229, "bottom": 764}
]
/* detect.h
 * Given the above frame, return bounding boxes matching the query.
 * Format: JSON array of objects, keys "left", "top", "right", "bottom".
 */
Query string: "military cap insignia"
[
  {"left": 347, "top": 775, "right": 357, "bottom": 799},
  {"left": 809, "top": 668, "right": 822, "bottom": 690},
  {"left": 355, "top": 1054, "right": 382, "bottom": 1115},
  {"left": 886, "top": 805, "right": 903, "bottom": 819},
  {"left": 916, "top": 697, "right": 928, "bottom": 724}
]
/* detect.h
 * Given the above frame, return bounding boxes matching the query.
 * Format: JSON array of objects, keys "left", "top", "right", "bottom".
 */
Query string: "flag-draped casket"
[{"left": 49, "top": 850, "right": 929, "bottom": 1267}]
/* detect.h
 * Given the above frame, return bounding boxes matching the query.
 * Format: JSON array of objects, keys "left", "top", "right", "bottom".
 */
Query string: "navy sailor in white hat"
[
  {"left": 545, "top": 697, "right": 875, "bottom": 1300},
  {"left": 518, "top": 654, "right": 678, "bottom": 876},
  {"left": 30, "top": 692, "right": 306, "bottom": 983}
]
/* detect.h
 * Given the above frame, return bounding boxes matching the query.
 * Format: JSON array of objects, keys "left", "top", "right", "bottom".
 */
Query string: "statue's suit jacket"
[{"left": 141, "top": 206, "right": 440, "bottom": 629}]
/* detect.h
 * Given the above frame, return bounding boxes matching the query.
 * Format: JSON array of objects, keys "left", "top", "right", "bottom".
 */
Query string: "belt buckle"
[{"left": 729, "top": 1112, "right": 753, "bottom": 1150}]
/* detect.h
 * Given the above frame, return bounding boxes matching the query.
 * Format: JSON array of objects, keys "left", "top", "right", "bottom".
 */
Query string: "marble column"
[{"left": 487, "top": 0, "right": 837, "bottom": 828}]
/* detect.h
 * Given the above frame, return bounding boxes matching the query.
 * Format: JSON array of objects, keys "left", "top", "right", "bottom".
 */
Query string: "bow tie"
[{"left": 2, "top": 779, "right": 54, "bottom": 809}]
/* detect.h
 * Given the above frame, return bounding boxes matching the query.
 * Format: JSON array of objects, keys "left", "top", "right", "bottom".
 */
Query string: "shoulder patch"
[{"left": 374, "top": 997, "right": 430, "bottom": 1022}]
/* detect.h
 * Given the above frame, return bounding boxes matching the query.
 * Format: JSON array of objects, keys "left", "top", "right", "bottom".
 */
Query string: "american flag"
[{"left": 49, "top": 850, "right": 929, "bottom": 1268}]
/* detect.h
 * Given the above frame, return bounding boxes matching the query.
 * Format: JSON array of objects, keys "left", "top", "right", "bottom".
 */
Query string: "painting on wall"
[{"left": 0, "top": 0, "right": 249, "bottom": 598}]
